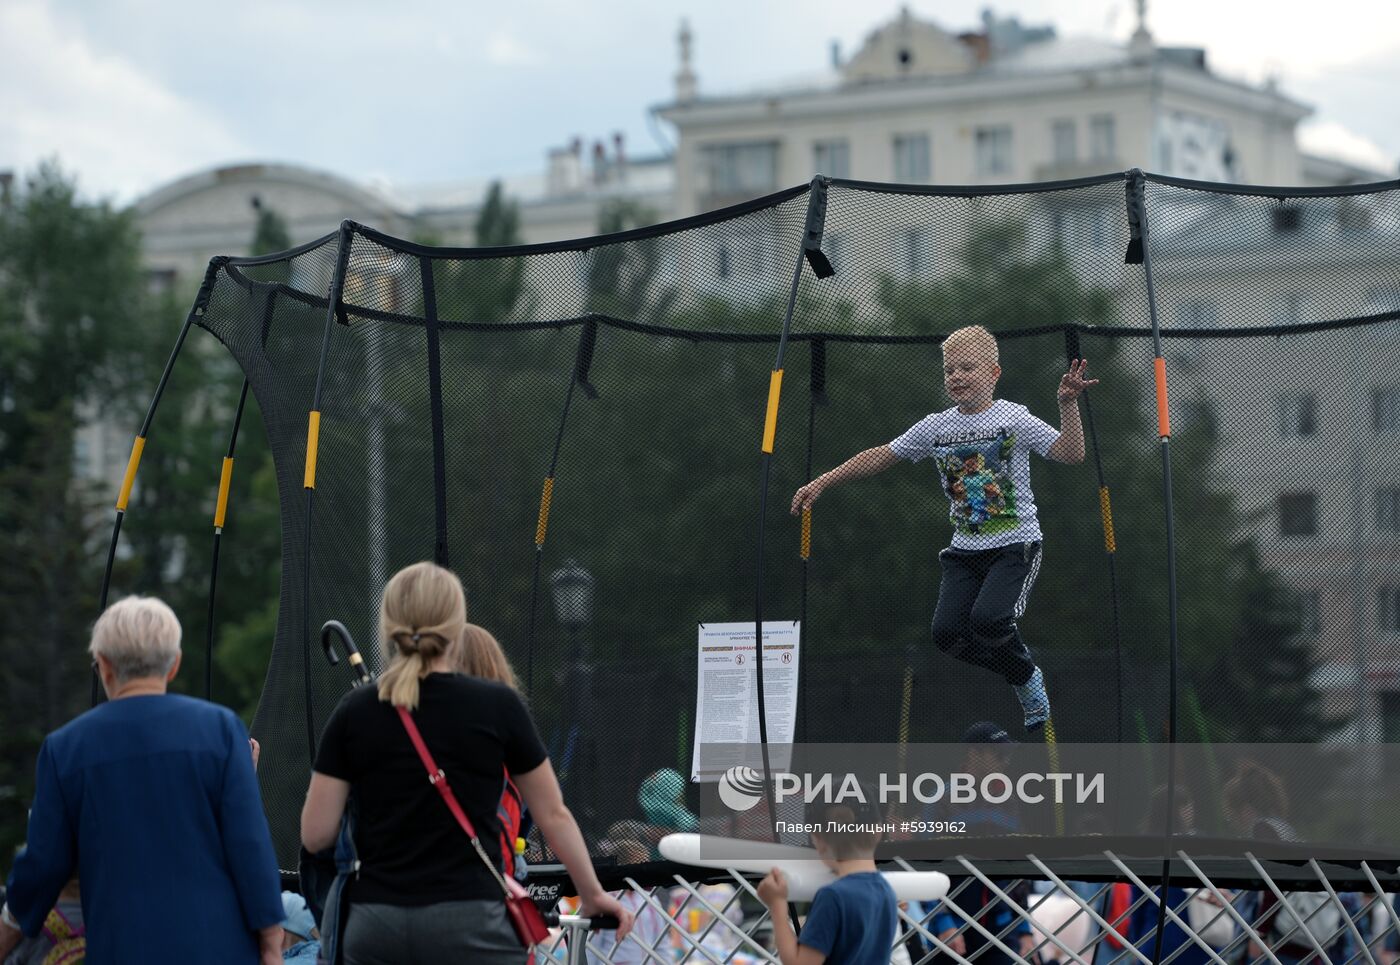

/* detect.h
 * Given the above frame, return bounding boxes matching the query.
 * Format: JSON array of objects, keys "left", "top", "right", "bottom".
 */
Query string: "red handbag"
[{"left": 396, "top": 706, "right": 551, "bottom": 948}]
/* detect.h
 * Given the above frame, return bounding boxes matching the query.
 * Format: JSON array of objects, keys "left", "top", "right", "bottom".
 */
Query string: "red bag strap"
[{"left": 395, "top": 705, "right": 514, "bottom": 898}]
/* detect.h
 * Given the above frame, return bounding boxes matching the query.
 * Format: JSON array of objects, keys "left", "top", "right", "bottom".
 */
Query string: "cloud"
[
  {"left": 0, "top": 0, "right": 247, "bottom": 202},
  {"left": 1297, "top": 120, "right": 1396, "bottom": 174},
  {"left": 485, "top": 30, "right": 543, "bottom": 68}
]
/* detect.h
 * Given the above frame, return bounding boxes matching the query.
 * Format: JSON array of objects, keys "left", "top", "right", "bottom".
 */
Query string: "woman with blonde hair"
[
  {"left": 301, "top": 562, "right": 630, "bottom": 964},
  {"left": 458, "top": 622, "right": 520, "bottom": 691}
]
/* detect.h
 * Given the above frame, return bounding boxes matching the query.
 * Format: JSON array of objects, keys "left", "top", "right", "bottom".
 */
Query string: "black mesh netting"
[{"left": 156, "top": 171, "right": 1400, "bottom": 872}]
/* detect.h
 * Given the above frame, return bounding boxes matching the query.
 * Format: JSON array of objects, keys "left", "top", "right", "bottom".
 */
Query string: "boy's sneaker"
[{"left": 1014, "top": 667, "right": 1051, "bottom": 731}]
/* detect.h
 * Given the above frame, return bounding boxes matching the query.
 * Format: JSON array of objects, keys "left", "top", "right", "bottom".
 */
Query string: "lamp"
[{"left": 549, "top": 558, "right": 595, "bottom": 631}]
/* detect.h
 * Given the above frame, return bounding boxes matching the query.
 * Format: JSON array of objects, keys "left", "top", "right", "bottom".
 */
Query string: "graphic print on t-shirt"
[{"left": 931, "top": 428, "right": 1019, "bottom": 536}]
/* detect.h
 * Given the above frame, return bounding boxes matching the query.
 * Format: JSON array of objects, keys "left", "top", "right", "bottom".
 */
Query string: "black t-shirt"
[{"left": 313, "top": 672, "right": 548, "bottom": 905}]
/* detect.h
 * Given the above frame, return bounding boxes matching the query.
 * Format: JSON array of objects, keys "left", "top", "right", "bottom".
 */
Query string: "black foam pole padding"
[
  {"left": 1064, "top": 325, "right": 1081, "bottom": 361},
  {"left": 802, "top": 176, "right": 835, "bottom": 279},
  {"left": 420, "top": 257, "right": 451, "bottom": 567},
  {"left": 303, "top": 221, "right": 355, "bottom": 763},
  {"left": 1124, "top": 169, "right": 1146, "bottom": 265},
  {"left": 809, "top": 337, "right": 828, "bottom": 405},
  {"left": 574, "top": 317, "right": 599, "bottom": 400}
]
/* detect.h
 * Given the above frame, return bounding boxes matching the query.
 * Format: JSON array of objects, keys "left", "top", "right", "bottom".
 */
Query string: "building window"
[
  {"left": 1375, "top": 387, "right": 1400, "bottom": 433},
  {"left": 975, "top": 126, "right": 1013, "bottom": 176},
  {"left": 146, "top": 268, "right": 177, "bottom": 295},
  {"left": 1277, "top": 393, "right": 1316, "bottom": 437},
  {"left": 701, "top": 142, "right": 779, "bottom": 197},
  {"left": 813, "top": 140, "right": 850, "bottom": 179},
  {"left": 1052, "top": 120, "right": 1076, "bottom": 164},
  {"left": 1384, "top": 692, "right": 1400, "bottom": 743},
  {"left": 1378, "top": 487, "right": 1400, "bottom": 532},
  {"left": 1089, "top": 115, "right": 1116, "bottom": 161},
  {"left": 1273, "top": 291, "right": 1305, "bottom": 325},
  {"left": 1278, "top": 492, "right": 1317, "bottom": 537},
  {"left": 1294, "top": 589, "right": 1322, "bottom": 635},
  {"left": 1176, "top": 299, "right": 1220, "bottom": 329},
  {"left": 899, "top": 228, "right": 930, "bottom": 276},
  {"left": 893, "top": 134, "right": 931, "bottom": 183},
  {"left": 1380, "top": 587, "right": 1400, "bottom": 636}
]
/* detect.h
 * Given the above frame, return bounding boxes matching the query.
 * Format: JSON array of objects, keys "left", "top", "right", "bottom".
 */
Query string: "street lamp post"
[{"left": 550, "top": 559, "right": 596, "bottom": 832}]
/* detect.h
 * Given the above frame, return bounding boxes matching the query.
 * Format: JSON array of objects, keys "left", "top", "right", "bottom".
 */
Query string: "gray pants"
[{"left": 341, "top": 899, "right": 526, "bottom": 965}]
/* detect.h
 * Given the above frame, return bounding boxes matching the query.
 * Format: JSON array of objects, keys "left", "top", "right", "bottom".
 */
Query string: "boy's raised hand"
[
  {"left": 1057, "top": 358, "right": 1099, "bottom": 403},
  {"left": 757, "top": 867, "right": 789, "bottom": 907},
  {"left": 791, "top": 480, "right": 822, "bottom": 515}
]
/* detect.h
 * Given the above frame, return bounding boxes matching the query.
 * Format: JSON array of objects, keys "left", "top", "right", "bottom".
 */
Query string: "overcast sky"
[{"left": 3, "top": 0, "right": 1397, "bottom": 205}]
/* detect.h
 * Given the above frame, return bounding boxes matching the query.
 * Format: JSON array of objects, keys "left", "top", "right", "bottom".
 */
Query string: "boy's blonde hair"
[
  {"left": 457, "top": 623, "right": 520, "bottom": 692},
  {"left": 376, "top": 562, "right": 466, "bottom": 709},
  {"left": 942, "top": 324, "right": 999, "bottom": 364}
]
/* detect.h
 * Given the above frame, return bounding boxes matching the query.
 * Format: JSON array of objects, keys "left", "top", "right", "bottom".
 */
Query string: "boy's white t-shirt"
[{"left": 888, "top": 399, "right": 1060, "bottom": 551}]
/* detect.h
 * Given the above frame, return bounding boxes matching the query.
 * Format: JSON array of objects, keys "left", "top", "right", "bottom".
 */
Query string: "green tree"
[
  {"left": 587, "top": 199, "right": 677, "bottom": 321},
  {"left": 251, "top": 198, "right": 292, "bottom": 255},
  {"left": 460, "top": 182, "right": 529, "bottom": 322},
  {"left": 0, "top": 162, "right": 148, "bottom": 855},
  {"left": 1198, "top": 544, "right": 1332, "bottom": 742}
]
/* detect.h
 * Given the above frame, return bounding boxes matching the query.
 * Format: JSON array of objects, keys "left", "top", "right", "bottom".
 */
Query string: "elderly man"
[{"left": 0, "top": 596, "right": 284, "bottom": 964}]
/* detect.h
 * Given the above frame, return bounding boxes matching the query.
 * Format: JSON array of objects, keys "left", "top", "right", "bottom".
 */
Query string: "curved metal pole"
[
  {"left": 1129, "top": 170, "right": 1183, "bottom": 965},
  {"left": 751, "top": 179, "right": 823, "bottom": 836},
  {"left": 523, "top": 318, "right": 595, "bottom": 695},
  {"left": 94, "top": 262, "right": 220, "bottom": 704},
  {"left": 1065, "top": 326, "right": 1125, "bottom": 741},
  {"left": 204, "top": 377, "right": 251, "bottom": 700},
  {"left": 299, "top": 222, "right": 354, "bottom": 762}
]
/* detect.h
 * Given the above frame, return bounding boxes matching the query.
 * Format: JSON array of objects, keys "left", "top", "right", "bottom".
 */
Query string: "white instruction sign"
[{"left": 690, "top": 621, "right": 800, "bottom": 781}]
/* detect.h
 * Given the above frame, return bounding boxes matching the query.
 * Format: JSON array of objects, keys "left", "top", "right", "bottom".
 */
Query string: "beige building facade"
[{"left": 657, "top": 9, "right": 1379, "bottom": 216}]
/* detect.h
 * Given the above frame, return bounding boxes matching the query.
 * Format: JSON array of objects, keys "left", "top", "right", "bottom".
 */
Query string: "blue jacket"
[{"left": 4, "top": 695, "right": 284, "bottom": 964}]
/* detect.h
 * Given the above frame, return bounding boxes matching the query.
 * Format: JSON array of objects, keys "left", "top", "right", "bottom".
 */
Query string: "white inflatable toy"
[{"left": 659, "top": 833, "right": 949, "bottom": 903}]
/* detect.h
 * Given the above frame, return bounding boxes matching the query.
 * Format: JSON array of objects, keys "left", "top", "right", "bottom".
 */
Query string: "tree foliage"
[{"left": 0, "top": 163, "right": 149, "bottom": 853}]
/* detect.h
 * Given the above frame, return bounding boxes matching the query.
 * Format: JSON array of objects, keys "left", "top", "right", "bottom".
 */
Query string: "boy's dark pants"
[{"left": 930, "top": 542, "right": 1042, "bottom": 686}]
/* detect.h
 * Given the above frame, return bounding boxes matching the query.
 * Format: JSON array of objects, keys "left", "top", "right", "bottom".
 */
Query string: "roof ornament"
[
  {"left": 675, "top": 19, "right": 698, "bottom": 104},
  {"left": 1129, "top": 0, "right": 1155, "bottom": 58}
]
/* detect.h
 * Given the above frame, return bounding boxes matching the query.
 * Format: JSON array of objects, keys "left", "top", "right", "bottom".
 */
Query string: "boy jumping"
[{"left": 790, "top": 325, "right": 1096, "bottom": 732}]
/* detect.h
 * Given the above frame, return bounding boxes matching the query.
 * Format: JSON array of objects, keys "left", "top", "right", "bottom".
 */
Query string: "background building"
[{"left": 657, "top": 7, "right": 1385, "bottom": 216}]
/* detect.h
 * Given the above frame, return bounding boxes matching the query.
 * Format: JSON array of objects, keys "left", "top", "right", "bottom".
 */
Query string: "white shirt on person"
[{"left": 889, "top": 399, "right": 1060, "bottom": 551}]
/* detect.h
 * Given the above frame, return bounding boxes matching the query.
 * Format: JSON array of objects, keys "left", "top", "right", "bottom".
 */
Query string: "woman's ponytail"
[{"left": 375, "top": 562, "right": 466, "bottom": 709}]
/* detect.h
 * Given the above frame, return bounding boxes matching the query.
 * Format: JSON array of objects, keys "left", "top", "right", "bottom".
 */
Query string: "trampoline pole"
[
  {"left": 204, "top": 378, "right": 251, "bottom": 702},
  {"left": 751, "top": 179, "right": 825, "bottom": 842},
  {"left": 299, "top": 222, "right": 354, "bottom": 763},
  {"left": 1129, "top": 170, "right": 1183, "bottom": 965},
  {"left": 95, "top": 284, "right": 206, "bottom": 705},
  {"left": 797, "top": 337, "right": 825, "bottom": 742},
  {"left": 524, "top": 319, "right": 593, "bottom": 695},
  {"left": 1064, "top": 325, "right": 1125, "bottom": 742},
  {"left": 420, "top": 257, "right": 451, "bottom": 569}
]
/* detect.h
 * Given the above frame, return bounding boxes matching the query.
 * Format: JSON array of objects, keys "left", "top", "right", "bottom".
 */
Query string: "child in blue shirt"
[{"left": 758, "top": 799, "right": 898, "bottom": 965}]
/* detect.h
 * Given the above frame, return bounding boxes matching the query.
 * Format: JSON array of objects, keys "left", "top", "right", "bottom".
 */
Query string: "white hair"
[{"left": 89, "top": 596, "right": 182, "bottom": 683}]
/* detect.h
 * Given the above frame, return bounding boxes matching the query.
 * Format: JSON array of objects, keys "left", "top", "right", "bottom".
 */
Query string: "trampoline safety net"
[{"left": 122, "top": 170, "right": 1400, "bottom": 876}]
